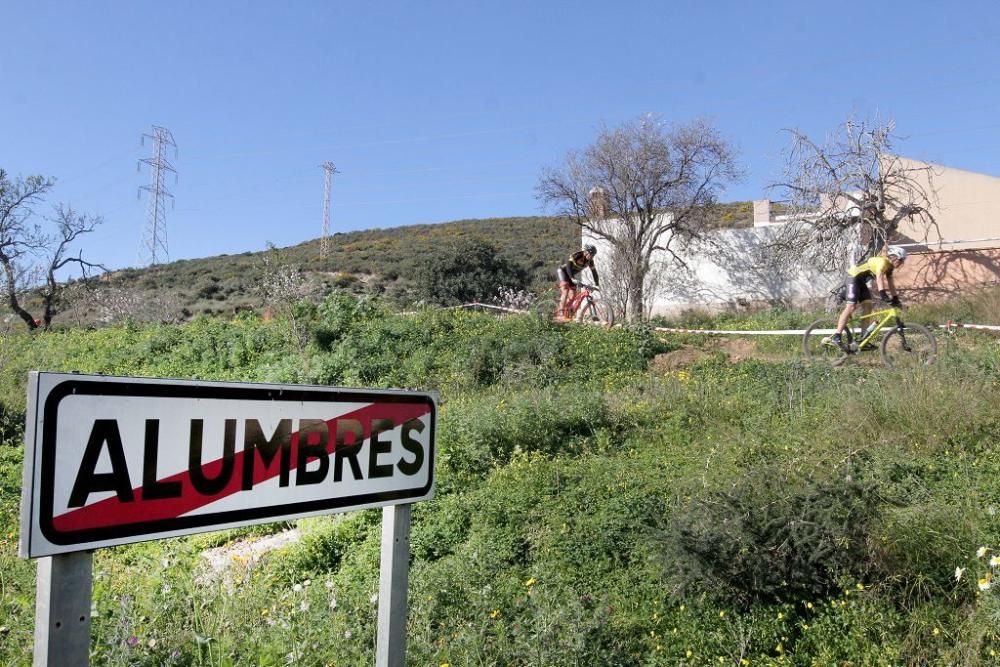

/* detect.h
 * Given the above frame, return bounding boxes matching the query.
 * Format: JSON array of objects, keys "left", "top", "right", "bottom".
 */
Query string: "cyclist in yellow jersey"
[
  {"left": 556, "top": 244, "right": 600, "bottom": 320},
  {"left": 832, "top": 245, "right": 907, "bottom": 348}
]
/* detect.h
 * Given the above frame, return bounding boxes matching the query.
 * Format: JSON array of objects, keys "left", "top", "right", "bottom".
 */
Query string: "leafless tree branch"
[
  {"left": 537, "top": 115, "right": 742, "bottom": 321},
  {"left": 768, "top": 116, "right": 940, "bottom": 270},
  {"left": 0, "top": 170, "right": 106, "bottom": 330}
]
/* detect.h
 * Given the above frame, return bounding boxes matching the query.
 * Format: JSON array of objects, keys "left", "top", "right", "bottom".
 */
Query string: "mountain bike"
[
  {"left": 802, "top": 303, "right": 937, "bottom": 368},
  {"left": 544, "top": 283, "right": 614, "bottom": 325}
]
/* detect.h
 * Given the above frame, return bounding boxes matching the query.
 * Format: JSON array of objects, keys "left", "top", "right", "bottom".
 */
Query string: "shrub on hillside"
[
  {"left": 658, "top": 461, "right": 882, "bottom": 607},
  {"left": 413, "top": 239, "right": 529, "bottom": 306}
]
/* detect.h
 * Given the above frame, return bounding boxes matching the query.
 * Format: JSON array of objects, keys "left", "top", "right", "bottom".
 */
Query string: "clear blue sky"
[{"left": 3, "top": 0, "right": 999, "bottom": 272}]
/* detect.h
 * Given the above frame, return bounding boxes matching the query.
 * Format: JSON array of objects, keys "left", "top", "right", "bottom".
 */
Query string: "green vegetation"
[
  {"left": 39, "top": 216, "right": 579, "bottom": 326},
  {"left": 2, "top": 290, "right": 999, "bottom": 665},
  {"left": 16, "top": 208, "right": 773, "bottom": 329},
  {"left": 412, "top": 238, "right": 528, "bottom": 306}
]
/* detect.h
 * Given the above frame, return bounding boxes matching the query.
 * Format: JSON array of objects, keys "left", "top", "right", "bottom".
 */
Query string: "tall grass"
[{"left": 1, "top": 292, "right": 999, "bottom": 665}]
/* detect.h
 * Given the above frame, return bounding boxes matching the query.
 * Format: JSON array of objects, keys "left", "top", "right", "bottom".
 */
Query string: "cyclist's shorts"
[
  {"left": 556, "top": 266, "right": 575, "bottom": 289},
  {"left": 844, "top": 275, "right": 873, "bottom": 304}
]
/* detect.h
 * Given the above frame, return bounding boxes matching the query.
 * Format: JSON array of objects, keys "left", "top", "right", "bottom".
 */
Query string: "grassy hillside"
[
  {"left": 2, "top": 292, "right": 1000, "bottom": 665},
  {"left": 46, "top": 216, "right": 578, "bottom": 324},
  {"left": 24, "top": 205, "right": 761, "bottom": 329}
]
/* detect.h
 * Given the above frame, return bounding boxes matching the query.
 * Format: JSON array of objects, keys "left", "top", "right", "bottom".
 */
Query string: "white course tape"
[
  {"left": 435, "top": 302, "right": 1000, "bottom": 334},
  {"left": 654, "top": 327, "right": 812, "bottom": 335},
  {"left": 654, "top": 323, "right": 1000, "bottom": 336},
  {"left": 941, "top": 322, "right": 1000, "bottom": 332}
]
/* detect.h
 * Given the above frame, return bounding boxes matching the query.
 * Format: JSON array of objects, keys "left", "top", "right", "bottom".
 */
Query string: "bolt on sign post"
[{"left": 19, "top": 372, "right": 437, "bottom": 667}]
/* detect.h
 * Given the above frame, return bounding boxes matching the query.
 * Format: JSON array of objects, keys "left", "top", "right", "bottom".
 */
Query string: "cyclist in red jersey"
[{"left": 556, "top": 244, "right": 600, "bottom": 320}]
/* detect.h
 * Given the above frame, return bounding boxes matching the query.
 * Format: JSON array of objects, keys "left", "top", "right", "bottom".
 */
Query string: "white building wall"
[{"left": 584, "top": 221, "right": 849, "bottom": 316}]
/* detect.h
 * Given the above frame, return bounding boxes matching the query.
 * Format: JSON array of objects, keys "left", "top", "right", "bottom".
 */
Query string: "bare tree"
[
  {"left": 537, "top": 115, "right": 742, "bottom": 321},
  {"left": 37, "top": 205, "right": 106, "bottom": 328},
  {"left": 1, "top": 171, "right": 52, "bottom": 328},
  {"left": 256, "top": 242, "right": 318, "bottom": 354},
  {"left": 770, "top": 117, "right": 940, "bottom": 269},
  {"left": 0, "top": 170, "right": 106, "bottom": 330},
  {"left": 88, "top": 283, "right": 183, "bottom": 325}
]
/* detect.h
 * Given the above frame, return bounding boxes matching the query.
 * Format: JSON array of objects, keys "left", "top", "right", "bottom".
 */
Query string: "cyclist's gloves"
[{"left": 890, "top": 295, "right": 902, "bottom": 307}]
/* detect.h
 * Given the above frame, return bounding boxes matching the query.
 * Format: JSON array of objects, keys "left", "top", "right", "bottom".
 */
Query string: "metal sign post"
[
  {"left": 376, "top": 504, "right": 411, "bottom": 667},
  {"left": 33, "top": 552, "right": 93, "bottom": 667}
]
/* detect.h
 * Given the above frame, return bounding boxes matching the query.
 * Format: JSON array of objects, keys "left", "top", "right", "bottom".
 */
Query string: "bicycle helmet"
[
  {"left": 887, "top": 245, "right": 907, "bottom": 261},
  {"left": 584, "top": 244, "right": 597, "bottom": 256}
]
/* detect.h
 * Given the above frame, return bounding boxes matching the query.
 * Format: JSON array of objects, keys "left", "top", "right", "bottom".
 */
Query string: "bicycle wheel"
[
  {"left": 802, "top": 318, "right": 851, "bottom": 365},
  {"left": 530, "top": 294, "right": 561, "bottom": 321},
  {"left": 574, "top": 298, "right": 598, "bottom": 323},
  {"left": 880, "top": 323, "right": 937, "bottom": 368}
]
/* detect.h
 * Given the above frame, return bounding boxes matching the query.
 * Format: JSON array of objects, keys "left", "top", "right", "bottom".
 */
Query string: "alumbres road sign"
[{"left": 19, "top": 372, "right": 436, "bottom": 558}]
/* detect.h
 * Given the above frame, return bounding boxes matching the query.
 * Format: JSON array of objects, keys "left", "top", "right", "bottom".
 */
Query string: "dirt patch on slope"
[
  {"left": 653, "top": 337, "right": 789, "bottom": 370},
  {"left": 652, "top": 347, "right": 714, "bottom": 370}
]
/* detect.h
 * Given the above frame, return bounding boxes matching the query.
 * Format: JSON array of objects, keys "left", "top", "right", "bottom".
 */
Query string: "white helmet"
[{"left": 887, "top": 245, "right": 907, "bottom": 261}]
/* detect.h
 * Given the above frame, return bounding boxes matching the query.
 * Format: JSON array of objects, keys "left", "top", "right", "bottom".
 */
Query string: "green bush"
[
  {"left": 412, "top": 238, "right": 529, "bottom": 307},
  {"left": 659, "top": 463, "right": 882, "bottom": 607}
]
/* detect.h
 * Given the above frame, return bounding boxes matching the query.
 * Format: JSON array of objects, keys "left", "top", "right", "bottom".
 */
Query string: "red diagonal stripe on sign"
[{"left": 51, "top": 401, "right": 431, "bottom": 533}]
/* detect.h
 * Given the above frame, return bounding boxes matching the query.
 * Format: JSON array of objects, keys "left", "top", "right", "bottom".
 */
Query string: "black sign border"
[{"left": 37, "top": 377, "right": 436, "bottom": 549}]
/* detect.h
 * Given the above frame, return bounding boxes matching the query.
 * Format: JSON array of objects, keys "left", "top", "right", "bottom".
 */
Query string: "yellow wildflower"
[
  {"left": 524, "top": 577, "right": 537, "bottom": 587},
  {"left": 490, "top": 609, "right": 500, "bottom": 619}
]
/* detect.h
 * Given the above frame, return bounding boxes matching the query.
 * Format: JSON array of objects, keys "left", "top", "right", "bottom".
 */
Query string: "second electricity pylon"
[
  {"left": 138, "top": 126, "right": 177, "bottom": 266},
  {"left": 320, "top": 161, "right": 338, "bottom": 259}
]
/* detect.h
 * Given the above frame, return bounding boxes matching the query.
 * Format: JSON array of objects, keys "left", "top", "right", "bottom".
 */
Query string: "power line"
[{"left": 138, "top": 126, "right": 177, "bottom": 266}]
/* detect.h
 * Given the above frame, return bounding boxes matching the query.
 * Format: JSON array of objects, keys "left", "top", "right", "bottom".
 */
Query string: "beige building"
[
  {"left": 751, "top": 156, "right": 1000, "bottom": 302},
  {"left": 891, "top": 157, "right": 1000, "bottom": 300},
  {"left": 587, "top": 157, "right": 999, "bottom": 315}
]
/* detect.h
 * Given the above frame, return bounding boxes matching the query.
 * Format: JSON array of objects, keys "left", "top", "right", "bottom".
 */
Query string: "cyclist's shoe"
[{"left": 830, "top": 333, "right": 844, "bottom": 350}]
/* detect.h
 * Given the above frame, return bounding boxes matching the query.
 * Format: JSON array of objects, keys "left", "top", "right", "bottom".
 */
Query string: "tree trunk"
[
  {"left": 2, "top": 260, "right": 37, "bottom": 330},
  {"left": 627, "top": 268, "right": 645, "bottom": 322}
]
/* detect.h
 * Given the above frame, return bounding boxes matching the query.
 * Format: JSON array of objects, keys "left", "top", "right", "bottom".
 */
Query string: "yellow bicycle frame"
[{"left": 853, "top": 305, "right": 904, "bottom": 349}]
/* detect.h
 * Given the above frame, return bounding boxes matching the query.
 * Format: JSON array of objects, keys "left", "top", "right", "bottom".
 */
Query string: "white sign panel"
[{"left": 20, "top": 373, "right": 436, "bottom": 558}]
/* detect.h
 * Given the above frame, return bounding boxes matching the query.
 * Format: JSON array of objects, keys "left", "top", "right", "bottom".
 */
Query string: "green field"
[{"left": 2, "top": 291, "right": 999, "bottom": 666}]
